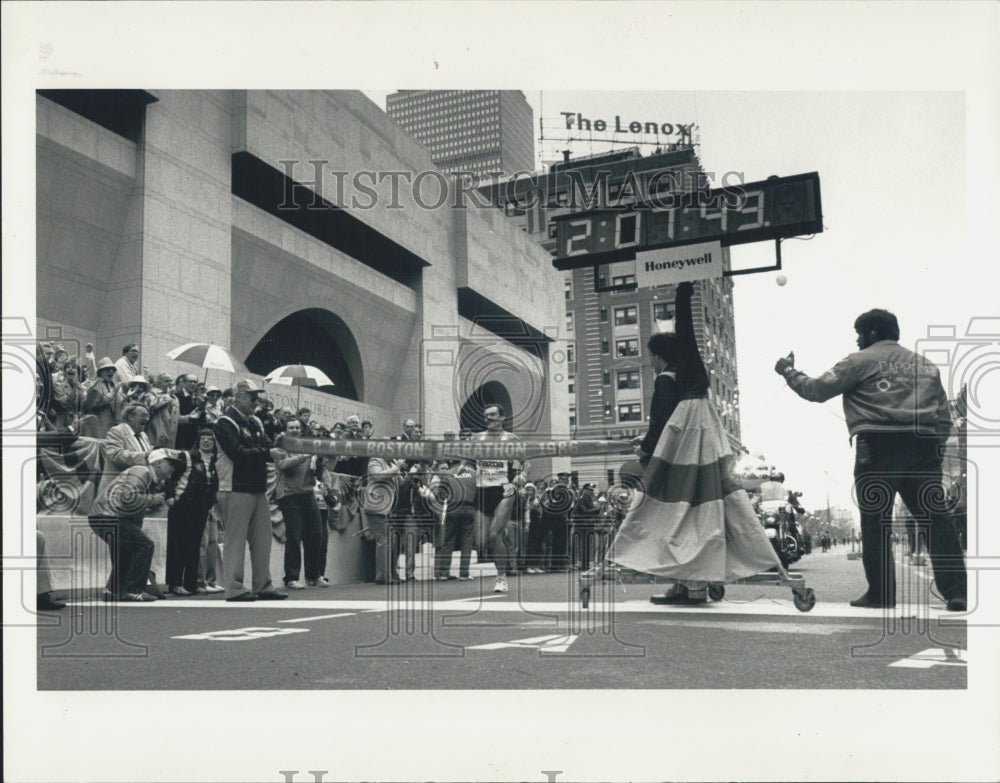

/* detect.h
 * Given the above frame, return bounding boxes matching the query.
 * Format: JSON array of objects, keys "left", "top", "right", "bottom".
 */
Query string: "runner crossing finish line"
[{"left": 276, "top": 436, "right": 633, "bottom": 461}]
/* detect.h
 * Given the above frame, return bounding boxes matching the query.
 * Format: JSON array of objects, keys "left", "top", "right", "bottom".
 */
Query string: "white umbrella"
[
  {"left": 264, "top": 364, "right": 334, "bottom": 408},
  {"left": 166, "top": 342, "right": 248, "bottom": 381}
]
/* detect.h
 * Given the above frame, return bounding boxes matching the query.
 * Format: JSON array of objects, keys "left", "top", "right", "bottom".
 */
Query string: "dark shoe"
[
  {"left": 946, "top": 597, "right": 967, "bottom": 612},
  {"left": 255, "top": 590, "right": 288, "bottom": 601},
  {"left": 225, "top": 592, "right": 258, "bottom": 602},
  {"left": 649, "top": 585, "right": 705, "bottom": 605},
  {"left": 37, "top": 592, "right": 66, "bottom": 611},
  {"left": 169, "top": 586, "right": 191, "bottom": 597},
  {"left": 850, "top": 594, "right": 895, "bottom": 609}
]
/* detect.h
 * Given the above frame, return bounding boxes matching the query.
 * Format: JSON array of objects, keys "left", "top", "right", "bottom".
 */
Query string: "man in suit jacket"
[{"left": 98, "top": 404, "right": 153, "bottom": 495}]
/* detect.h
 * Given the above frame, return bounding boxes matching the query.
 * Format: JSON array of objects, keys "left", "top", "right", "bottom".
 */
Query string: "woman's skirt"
[{"left": 608, "top": 397, "right": 781, "bottom": 583}]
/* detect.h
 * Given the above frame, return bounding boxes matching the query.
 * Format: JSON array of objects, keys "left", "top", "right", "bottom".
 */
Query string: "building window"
[
  {"left": 617, "top": 370, "right": 640, "bottom": 390},
  {"left": 652, "top": 302, "right": 675, "bottom": 321},
  {"left": 614, "top": 306, "right": 637, "bottom": 326},
  {"left": 566, "top": 312, "right": 574, "bottom": 333},
  {"left": 618, "top": 403, "right": 642, "bottom": 422},
  {"left": 565, "top": 279, "right": 572, "bottom": 299},
  {"left": 568, "top": 375, "right": 575, "bottom": 394},
  {"left": 567, "top": 344, "right": 575, "bottom": 363},
  {"left": 601, "top": 340, "right": 610, "bottom": 355},
  {"left": 616, "top": 338, "right": 639, "bottom": 358},
  {"left": 612, "top": 274, "right": 636, "bottom": 287},
  {"left": 603, "top": 371, "right": 611, "bottom": 386},
  {"left": 600, "top": 306, "right": 608, "bottom": 322}
]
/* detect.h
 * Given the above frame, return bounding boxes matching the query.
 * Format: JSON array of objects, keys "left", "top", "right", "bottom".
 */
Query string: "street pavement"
[{"left": 36, "top": 545, "right": 967, "bottom": 690}]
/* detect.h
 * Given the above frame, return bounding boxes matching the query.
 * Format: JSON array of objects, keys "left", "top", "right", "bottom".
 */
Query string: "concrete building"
[
  {"left": 385, "top": 90, "right": 534, "bottom": 181},
  {"left": 479, "top": 146, "right": 742, "bottom": 488},
  {"left": 35, "top": 89, "right": 568, "bottom": 584}
]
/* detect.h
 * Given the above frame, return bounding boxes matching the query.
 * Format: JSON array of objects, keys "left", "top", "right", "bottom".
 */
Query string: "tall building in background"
[
  {"left": 479, "top": 145, "right": 742, "bottom": 488},
  {"left": 386, "top": 90, "right": 534, "bottom": 179}
]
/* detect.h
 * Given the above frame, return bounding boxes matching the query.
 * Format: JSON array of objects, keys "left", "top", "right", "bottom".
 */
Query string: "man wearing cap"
[
  {"left": 213, "top": 379, "right": 287, "bottom": 602},
  {"left": 88, "top": 448, "right": 181, "bottom": 601},
  {"left": 202, "top": 386, "right": 225, "bottom": 424},
  {"left": 79, "top": 357, "right": 119, "bottom": 438}
]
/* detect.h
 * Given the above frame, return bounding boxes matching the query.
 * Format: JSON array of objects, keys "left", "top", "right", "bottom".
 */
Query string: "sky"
[{"left": 367, "top": 88, "right": 995, "bottom": 517}]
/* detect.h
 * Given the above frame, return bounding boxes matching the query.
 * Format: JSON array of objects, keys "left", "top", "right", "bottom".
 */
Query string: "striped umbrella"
[
  {"left": 264, "top": 364, "right": 335, "bottom": 407},
  {"left": 166, "top": 342, "right": 249, "bottom": 381}
]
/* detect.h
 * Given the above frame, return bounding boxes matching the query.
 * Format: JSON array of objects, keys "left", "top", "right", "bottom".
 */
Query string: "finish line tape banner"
[{"left": 278, "top": 437, "right": 633, "bottom": 461}]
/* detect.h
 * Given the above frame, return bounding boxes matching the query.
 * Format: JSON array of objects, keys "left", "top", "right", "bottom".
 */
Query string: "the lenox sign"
[{"left": 560, "top": 112, "right": 694, "bottom": 137}]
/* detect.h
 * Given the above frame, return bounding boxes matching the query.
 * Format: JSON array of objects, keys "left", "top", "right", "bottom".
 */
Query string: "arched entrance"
[
  {"left": 245, "top": 308, "right": 363, "bottom": 401},
  {"left": 459, "top": 381, "right": 513, "bottom": 433}
]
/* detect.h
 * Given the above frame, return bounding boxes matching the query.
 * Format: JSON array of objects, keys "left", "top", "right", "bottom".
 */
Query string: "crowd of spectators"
[{"left": 35, "top": 341, "right": 635, "bottom": 603}]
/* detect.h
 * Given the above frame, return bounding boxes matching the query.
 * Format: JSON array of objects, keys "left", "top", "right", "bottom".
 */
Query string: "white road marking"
[
  {"left": 466, "top": 633, "right": 579, "bottom": 653},
  {"left": 278, "top": 613, "right": 355, "bottom": 623},
  {"left": 71, "top": 598, "right": 963, "bottom": 620},
  {"left": 636, "top": 619, "right": 867, "bottom": 634},
  {"left": 172, "top": 627, "right": 309, "bottom": 641},
  {"left": 889, "top": 647, "right": 967, "bottom": 669}
]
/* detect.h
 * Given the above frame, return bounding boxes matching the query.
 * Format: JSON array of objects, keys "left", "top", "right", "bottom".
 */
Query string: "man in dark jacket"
[
  {"left": 165, "top": 428, "right": 219, "bottom": 596},
  {"left": 776, "top": 308, "right": 967, "bottom": 611},
  {"left": 213, "top": 379, "right": 287, "bottom": 602}
]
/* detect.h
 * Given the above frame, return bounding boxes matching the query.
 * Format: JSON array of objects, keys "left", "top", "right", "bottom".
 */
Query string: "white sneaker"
[
  {"left": 318, "top": 576, "right": 330, "bottom": 586},
  {"left": 285, "top": 581, "right": 306, "bottom": 590},
  {"left": 204, "top": 583, "right": 224, "bottom": 593},
  {"left": 493, "top": 577, "right": 508, "bottom": 594}
]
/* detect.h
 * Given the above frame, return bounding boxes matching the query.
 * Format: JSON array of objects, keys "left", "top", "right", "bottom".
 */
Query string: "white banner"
[{"left": 634, "top": 241, "right": 723, "bottom": 286}]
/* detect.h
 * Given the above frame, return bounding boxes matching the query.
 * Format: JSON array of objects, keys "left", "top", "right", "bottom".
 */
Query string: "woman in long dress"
[{"left": 611, "top": 281, "right": 780, "bottom": 604}]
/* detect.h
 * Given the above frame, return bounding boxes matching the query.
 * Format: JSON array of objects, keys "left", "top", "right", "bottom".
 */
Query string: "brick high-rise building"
[
  {"left": 385, "top": 90, "right": 534, "bottom": 180},
  {"left": 480, "top": 145, "right": 743, "bottom": 488}
]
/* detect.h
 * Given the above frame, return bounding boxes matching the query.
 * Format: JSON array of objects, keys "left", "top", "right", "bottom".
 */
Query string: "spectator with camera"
[{"left": 89, "top": 449, "right": 183, "bottom": 602}]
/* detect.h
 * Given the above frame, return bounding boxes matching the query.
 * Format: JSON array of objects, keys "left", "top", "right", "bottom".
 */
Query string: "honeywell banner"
[{"left": 634, "top": 241, "right": 724, "bottom": 286}]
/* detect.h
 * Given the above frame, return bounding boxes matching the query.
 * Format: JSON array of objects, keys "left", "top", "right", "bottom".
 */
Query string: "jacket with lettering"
[
  {"left": 783, "top": 339, "right": 952, "bottom": 440},
  {"left": 213, "top": 406, "right": 273, "bottom": 493}
]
